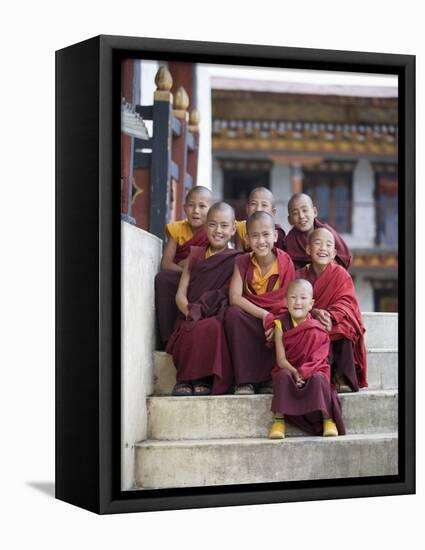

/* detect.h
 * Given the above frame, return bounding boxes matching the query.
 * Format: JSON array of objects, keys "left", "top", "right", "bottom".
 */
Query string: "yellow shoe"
[
  {"left": 269, "top": 419, "right": 286, "bottom": 439},
  {"left": 323, "top": 418, "right": 338, "bottom": 437}
]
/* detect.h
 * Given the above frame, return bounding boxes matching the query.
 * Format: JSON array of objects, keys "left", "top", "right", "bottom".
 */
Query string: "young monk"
[
  {"left": 166, "top": 202, "right": 241, "bottom": 396},
  {"left": 284, "top": 192, "right": 352, "bottom": 270},
  {"left": 235, "top": 187, "right": 286, "bottom": 252},
  {"left": 224, "top": 211, "right": 295, "bottom": 395},
  {"left": 296, "top": 227, "right": 367, "bottom": 391},
  {"left": 269, "top": 279, "right": 345, "bottom": 439},
  {"left": 155, "top": 186, "right": 213, "bottom": 346}
]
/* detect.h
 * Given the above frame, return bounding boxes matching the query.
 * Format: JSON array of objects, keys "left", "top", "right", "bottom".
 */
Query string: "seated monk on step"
[
  {"left": 284, "top": 192, "right": 352, "bottom": 270},
  {"left": 155, "top": 186, "right": 212, "bottom": 347},
  {"left": 269, "top": 279, "right": 345, "bottom": 438},
  {"left": 166, "top": 202, "right": 241, "bottom": 396},
  {"left": 235, "top": 187, "right": 286, "bottom": 252},
  {"left": 224, "top": 211, "right": 295, "bottom": 395},
  {"left": 296, "top": 227, "right": 367, "bottom": 391}
]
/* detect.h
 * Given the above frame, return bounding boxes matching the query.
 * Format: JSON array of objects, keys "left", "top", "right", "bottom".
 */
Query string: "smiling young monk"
[
  {"left": 235, "top": 187, "right": 286, "bottom": 252},
  {"left": 284, "top": 192, "right": 352, "bottom": 270},
  {"left": 269, "top": 279, "right": 345, "bottom": 438},
  {"left": 166, "top": 202, "right": 241, "bottom": 396},
  {"left": 224, "top": 211, "right": 295, "bottom": 395},
  {"left": 296, "top": 227, "right": 367, "bottom": 391},
  {"left": 155, "top": 186, "right": 213, "bottom": 347}
]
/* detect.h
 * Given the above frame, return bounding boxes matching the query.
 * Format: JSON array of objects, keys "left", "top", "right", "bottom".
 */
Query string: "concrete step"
[
  {"left": 366, "top": 348, "right": 398, "bottom": 390},
  {"left": 153, "top": 348, "right": 398, "bottom": 395},
  {"left": 363, "top": 312, "right": 398, "bottom": 349},
  {"left": 147, "top": 390, "right": 397, "bottom": 440},
  {"left": 135, "top": 432, "right": 398, "bottom": 488}
]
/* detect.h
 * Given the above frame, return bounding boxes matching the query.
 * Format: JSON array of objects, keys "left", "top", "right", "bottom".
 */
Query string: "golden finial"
[
  {"left": 173, "top": 86, "right": 190, "bottom": 120},
  {"left": 154, "top": 66, "right": 173, "bottom": 102},
  {"left": 155, "top": 66, "right": 173, "bottom": 91},
  {"left": 189, "top": 109, "right": 200, "bottom": 132},
  {"left": 189, "top": 109, "right": 200, "bottom": 125}
]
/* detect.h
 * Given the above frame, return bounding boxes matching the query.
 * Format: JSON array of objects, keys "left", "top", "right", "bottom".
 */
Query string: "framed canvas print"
[{"left": 56, "top": 35, "right": 415, "bottom": 514}]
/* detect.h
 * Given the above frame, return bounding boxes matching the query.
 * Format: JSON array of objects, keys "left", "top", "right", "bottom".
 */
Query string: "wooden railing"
[{"left": 121, "top": 66, "right": 200, "bottom": 239}]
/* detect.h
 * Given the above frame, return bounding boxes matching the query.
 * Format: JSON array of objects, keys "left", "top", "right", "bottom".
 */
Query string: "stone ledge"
[{"left": 135, "top": 433, "right": 398, "bottom": 488}]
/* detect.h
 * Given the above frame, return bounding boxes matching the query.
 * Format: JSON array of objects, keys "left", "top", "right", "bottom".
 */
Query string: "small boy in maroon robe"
[
  {"left": 235, "top": 187, "right": 286, "bottom": 252},
  {"left": 155, "top": 186, "right": 213, "bottom": 346},
  {"left": 296, "top": 227, "right": 367, "bottom": 391},
  {"left": 225, "top": 211, "right": 295, "bottom": 395},
  {"left": 284, "top": 192, "right": 352, "bottom": 270},
  {"left": 166, "top": 202, "right": 240, "bottom": 396},
  {"left": 269, "top": 279, "right": 345, "bottom": 439}
]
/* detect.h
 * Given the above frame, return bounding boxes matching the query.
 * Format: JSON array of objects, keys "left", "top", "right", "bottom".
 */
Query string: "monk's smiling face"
[
  {"left": 184, "top": 190, "right": 212, "bottom": 230},
  {"left": 288, "top": 194, "right": 317, "bottom": 232},
  {"left": 247, "top": 215, "right": 277, "bottom": 260},
  {"left": 246, "top": 189, "right": 276, "bottom": 217},
  {"left": 206, "top": 204, "right": 236, "bottom": 252},
  {"left": 286, "top": 280, "right": 314, "bottom": 322},
  {"left": 306, "top": 228, "right": 336, "bottom": 267}
]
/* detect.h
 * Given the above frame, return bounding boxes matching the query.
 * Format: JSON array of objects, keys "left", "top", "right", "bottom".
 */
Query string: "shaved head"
[
  {"left": 207, "top": 201, "right": 235, "bottom": 222},
  {"left": 308, "top": 227, "right": 335, "bottom": 245},
  {"left": 288, "top": 192, "right": 314, "bottom": 213},
  {"left": 246, "top": 210, "right": 275, "bottom": 234},
  {"left": 287, "top": 278, "right": 314, "bottom": 297},
  {"left": 249, "top": 186, "right": 275, "bottom": 206},
  {"left": 185, "top": 185, "right": 212, "bottom": 203}
]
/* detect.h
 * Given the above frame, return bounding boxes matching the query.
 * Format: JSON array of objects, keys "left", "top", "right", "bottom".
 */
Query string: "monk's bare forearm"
[
  {"left": 175, "top": 262, "right": 190, "bottom": 316},
  {"left": 161, "top": 238, "right": 183, "bottom": 272},
  {"left": 160, "top": 258, "right": 184, "bottom": 272},
  {"left": 176, "top": 293, "right": 189, "bottom": 317},
  {"left": 275, "top": 330, "right": 297, "bottom": 374},
  {"left": 229, "top": 294, "right": 268, "bottom": 320}
]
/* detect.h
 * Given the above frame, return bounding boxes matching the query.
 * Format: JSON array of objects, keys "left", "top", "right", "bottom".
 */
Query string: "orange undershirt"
[
  {"left": 248, "top": 253, "right": 280, "bottom": 295},
  {"left": 165, "top": 220, "right": 194, "bottom": 245}
]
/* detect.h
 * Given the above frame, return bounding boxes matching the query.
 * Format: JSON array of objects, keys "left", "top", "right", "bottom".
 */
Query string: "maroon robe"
[
  {"left": 173, "top": 227, "right": 209, "bottom": 264},
  {"left": 297, "top": 262, "right": 367, "bottom": 390},
  {"left": 275, "top": 224, "right": 286, "bottom": 251},
  {"left": 165, "top": 246, "right": 241, "bottom": 394},
  {"left": 284, "top": 218, "right": 352, "bottom": 270},
  {"left": 271, "top": 313, "right": 345, "bottom": 436},
  {"left": 155, "top": 228, "right": 210, "bottom": 346},
  {"left": 224, "top": 249, "right": 295, "bottom": 385}
]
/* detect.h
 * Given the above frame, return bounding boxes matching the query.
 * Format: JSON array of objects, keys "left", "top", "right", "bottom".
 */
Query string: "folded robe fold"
[
  {"left": 155, "top": 227, "right": 209, "bottom": 346},
  {"left": 166, "top": 246, "right": 241, "bottom": 394},
  {"left": 271, "top": 313, "right": 345, "bottom": 436},
  {"left": 296, "top": 262, "right": 368, "bottom": 390},
  {"left": 224, "top": 249, "right": 295, "bottom": 384}
]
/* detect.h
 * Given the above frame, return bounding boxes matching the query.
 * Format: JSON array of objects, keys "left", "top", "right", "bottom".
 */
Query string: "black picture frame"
[{"left": 55, "top": 34, "right": 415, "bottom": 514}]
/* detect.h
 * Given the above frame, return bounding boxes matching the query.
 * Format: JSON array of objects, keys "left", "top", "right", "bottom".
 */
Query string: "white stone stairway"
[{"left": 135, "top": 313, "right": 398, "bottom": 489}]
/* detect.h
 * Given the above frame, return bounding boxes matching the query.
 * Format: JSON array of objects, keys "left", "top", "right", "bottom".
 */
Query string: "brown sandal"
[
  {"left": 234, "top": 383, "right": 255, "bottom": 395},
  {"left": 193, "top": 382, "right": 211, "bottom": 395},
  {"left": 172, "top": 382, "right": 193, "bottom": 396}
]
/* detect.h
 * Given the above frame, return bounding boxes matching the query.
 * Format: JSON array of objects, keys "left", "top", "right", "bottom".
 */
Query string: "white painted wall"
[
  {"left": 196, "top": 64, "right": 213, "bottom": 189},
  {"left": 354, "top": 274, "right": 375, "bottom": 312},
  {"left": 211, "top": 158, "right": 223, "bottom": 201},
  {"left": 270, "top": 163, "right": 292, "bottom": 232},
  {"left": 139, "top": 60, "right": 160, "bottom": 138},
  {"left": 121, "top": 221, "right": 162, "bottom": 490},
  {"left": 342, "top": 159, "right": 376, "bottom": 249}
]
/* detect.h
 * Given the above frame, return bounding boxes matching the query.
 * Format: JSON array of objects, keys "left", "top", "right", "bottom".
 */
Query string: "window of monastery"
[{"left": 302, "top": 161, "right": 354, "bottom": 234}]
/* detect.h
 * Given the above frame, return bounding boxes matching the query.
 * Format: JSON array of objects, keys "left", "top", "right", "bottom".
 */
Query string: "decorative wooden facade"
[
  {"left": 211, "top": 85, "right": 398, "bottom": 311},
  {"left": 212, "top": 89, "right": 398, "bottom": 157}
]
